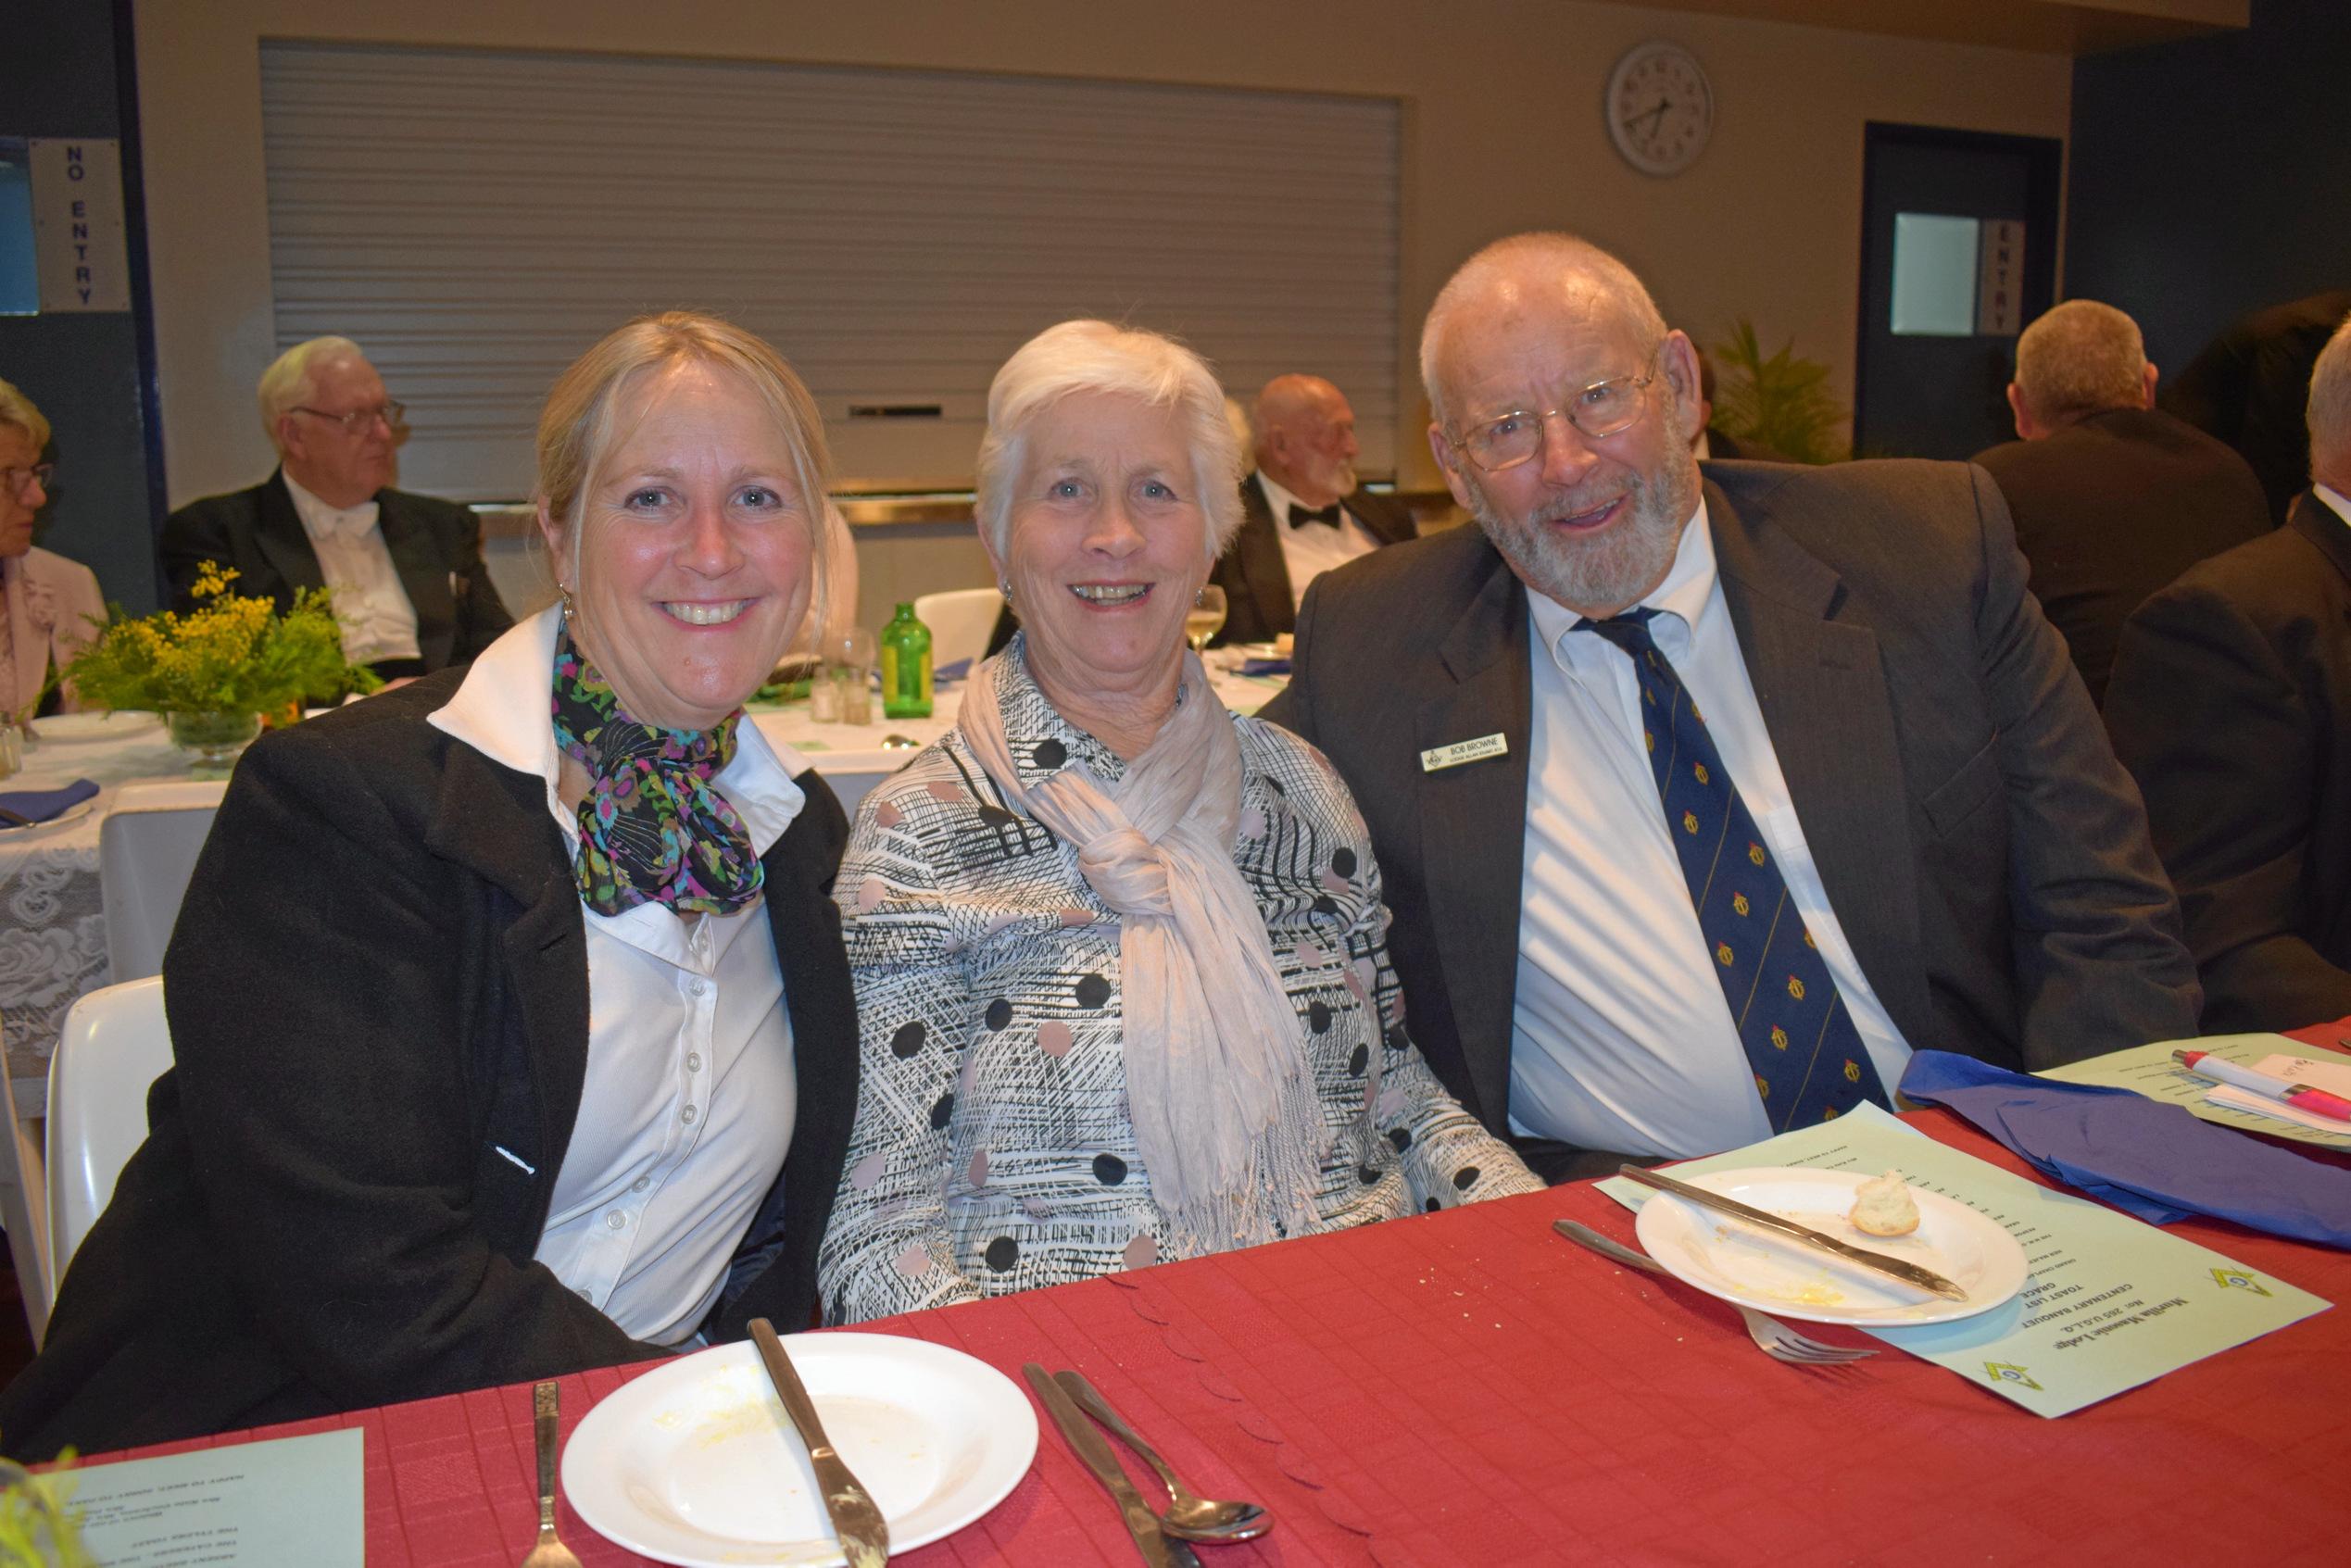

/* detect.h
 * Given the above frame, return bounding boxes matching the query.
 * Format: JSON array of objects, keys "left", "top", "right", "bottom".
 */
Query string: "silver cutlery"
[
  {"left": 1052, "top": 1369, "right": 1270, "bottom": 1544},
  {"left": 1553, "top": 1220, "right": 1878, "bottom": 1365},
  {"left": 880, "top": 733, "right": 921, "bottom": 749},
  {"left": 1023, "top": 1363, "right": 1201, "bottom": 1568},
  {"left": 748, "top": 1318, "right": 890, "bottom": 1567},
  {"left": 520, "top": 1381, "right": 584, "bottom": 1568},
  {"left": 1616, "top": 1164, "right": 1968, "bottom": 1301}
]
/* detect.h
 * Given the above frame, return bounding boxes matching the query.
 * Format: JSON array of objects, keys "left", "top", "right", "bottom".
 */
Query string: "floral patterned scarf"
[{"left": 549, "top": 629, "right": 762, "bottom": 917}]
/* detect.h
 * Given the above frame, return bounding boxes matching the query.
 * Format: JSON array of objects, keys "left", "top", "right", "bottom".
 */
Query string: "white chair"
[
  {"left": 912, "top": 587, "right": 1007, "bottom": 671},
  {"left": 44, "top": 976, "right": 171, "bottom": 1308},
  {"left": 99, "top": 780, "right": 225, "bottom": 983}
]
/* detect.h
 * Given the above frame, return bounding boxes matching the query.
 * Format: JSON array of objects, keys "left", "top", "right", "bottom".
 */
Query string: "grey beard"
[{"left": 1471, "top": 454, "right": 1701, "bottom": 617}]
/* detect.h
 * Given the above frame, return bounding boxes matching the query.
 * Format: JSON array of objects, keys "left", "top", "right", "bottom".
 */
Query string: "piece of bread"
[{"left": 1849, "top": 1170, "right": 1920, "bottom": 1236}]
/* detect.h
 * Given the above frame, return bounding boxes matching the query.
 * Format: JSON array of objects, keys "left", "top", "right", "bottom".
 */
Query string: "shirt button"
[
  {"left": 688, "top": 979, "right": 709, "bottom": 998},
  {"left": 633, "top": 1176, "right": 651, "bottom": 1193},
  {"left": 605, "top": 1210, "right": 625, "bottom": 1230},
  {"left": 687, "top": 1052, "right": 703, "bottom": 1072},
  {"left": 573, "top": 1286, "right": 592, "bottom": 1300},
  {"left": 681, "top": 1105, "right": 698, "bottom": 1125}
]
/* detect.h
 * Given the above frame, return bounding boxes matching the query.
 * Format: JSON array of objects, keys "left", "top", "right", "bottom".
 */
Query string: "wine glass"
[{"left": 1186, "top": 585, "right": 1227, "bottom": 654}]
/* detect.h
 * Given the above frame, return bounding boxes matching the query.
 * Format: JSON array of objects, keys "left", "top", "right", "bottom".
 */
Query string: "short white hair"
[
  {"left": 974, "top": 320, "right": 1242, "bottom": 564},
  {"left": 2307, "top": 310, "right": 2351, "bottom": 485},
  {"left": 1420, "top": 232, "right": 1669, "bottom": 431},
  {"left": 257, "top": 335, "right": 368, "bottom": 451},
  {"left": 2013, "top": 300, "right": 2146, "bottom": 425}
]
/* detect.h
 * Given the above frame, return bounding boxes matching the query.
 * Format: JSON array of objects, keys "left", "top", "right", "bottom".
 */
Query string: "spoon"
[
  {"left": 880, "top": 733, "right": 921, "bottom": 749},
  {"left": 1053, "top": 1368, "right": 1272, "bottom": 1543}
]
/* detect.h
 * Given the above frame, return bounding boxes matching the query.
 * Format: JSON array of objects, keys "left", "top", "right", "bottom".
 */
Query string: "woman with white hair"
[
  {"left": 3, "top": 312, "right": 861, "bottom": 1456},
  {"left": 819, "top": 320, "right": 1537, "bottom": 1323}
]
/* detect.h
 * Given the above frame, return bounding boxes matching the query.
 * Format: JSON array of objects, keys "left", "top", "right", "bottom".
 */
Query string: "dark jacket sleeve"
[
  {"left": 440, "top": 499, "right": 514, "bottom": 660},
  {"left": 1959, "top": 465, "right": 2202, "bottom": 1062},
  {"left": 2107, "top": 578, "right": 2351, "bottom": 1031},
  {"left": 158, "top": 495, "right": 244, "bottom": 613},
  {"left": 163, "top": 723, "right": 655, "bottom": 1410}
]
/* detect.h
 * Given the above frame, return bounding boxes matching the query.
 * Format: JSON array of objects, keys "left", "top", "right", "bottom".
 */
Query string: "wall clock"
[{"left": 1606, "top": 42, "right": 1714, "bottom": 177}]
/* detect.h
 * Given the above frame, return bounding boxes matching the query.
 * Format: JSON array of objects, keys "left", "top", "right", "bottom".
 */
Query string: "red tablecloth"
[{"left": 86, "top": 1077, "right": 2351, "bottom": 1565}]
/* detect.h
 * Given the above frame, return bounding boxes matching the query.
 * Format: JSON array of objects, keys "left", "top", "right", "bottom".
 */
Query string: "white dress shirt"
[
  {"left": 430, "top": 607, "right": 808, "bottom": 1344},
  {"left": 283, "top": 471, "right": 421, "bottom": 665},
  {"left": 1254, "top": 470, "right": 1382, "bottom": 612},
  {"left": 2316, "top": 483, "right": 2351, "bottom": 531},
  {"left": 1507, "top": 499, "right": 1912, "bottom": 1159}
]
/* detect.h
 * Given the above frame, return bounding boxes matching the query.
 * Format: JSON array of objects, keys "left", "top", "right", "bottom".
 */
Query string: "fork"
[
  {"left": 1552, "top": 1219, "right": 1877, "bottom": 1365},
  {"left": 522, "top": 1380, "right": 585, "bottom": 1568}
]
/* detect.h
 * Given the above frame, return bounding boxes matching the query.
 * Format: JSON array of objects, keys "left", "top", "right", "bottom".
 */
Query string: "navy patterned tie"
[{"left": 1576, "top": 609, "right": 1891, "bottom": 1128}]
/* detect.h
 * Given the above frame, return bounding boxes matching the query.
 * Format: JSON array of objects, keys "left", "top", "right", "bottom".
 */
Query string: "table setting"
[{"left": 44, "top": 1016, "right": 2350, "bottom": 1567}]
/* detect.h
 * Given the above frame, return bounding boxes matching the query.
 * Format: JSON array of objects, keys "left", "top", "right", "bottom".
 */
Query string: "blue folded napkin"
[
  {"left": 1239, "top": 658, "right": 1291, "bottom": 677},
  {"left": 933, "top": 658, "right": 973, "bottom": 686},
  {"left": 0, "top": 776, "right": 100, "bottom": 824},
  {"left": 1898, "top": 1048, "right": 2351, "bottom": 1247}
]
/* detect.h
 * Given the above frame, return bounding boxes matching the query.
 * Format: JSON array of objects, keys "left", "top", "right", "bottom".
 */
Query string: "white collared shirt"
[
  {"left": 1253, "top": 470, "right": 1383, "bottom": 612},
  {"left": 2316, "top": 483, "right": 2351, "bottom": 532},
  {"left": 1507, "top": 499, "right": 1911, "bottom": 1159},
  {"left": 430, "top": 607, "right": 809, "bottom": 1344},
  {"left": 283, "top": 470, "right": 421, "bottom": 665}
]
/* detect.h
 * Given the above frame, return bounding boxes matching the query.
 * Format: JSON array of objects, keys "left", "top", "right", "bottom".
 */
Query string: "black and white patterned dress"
[{"left": 818, "top": 647, "right": 1541, "bottom": 1323}]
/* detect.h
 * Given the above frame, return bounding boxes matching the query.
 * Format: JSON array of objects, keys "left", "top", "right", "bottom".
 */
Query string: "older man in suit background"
[
  {"left": 2107, "top": 312, "right": 2351, "bottom": 1034},
  {"left": 1209, "top": 373, "right": 1415, "bottom": 646},
  {"left": 1972, "top": 299, "right": 2270, "bottom": 708},
  {"left": 160, "top": 337, "right": 510, "bottom": 679},
  {"left": 1264, "top": 232, "right": 2198, "bottom": 1180}
]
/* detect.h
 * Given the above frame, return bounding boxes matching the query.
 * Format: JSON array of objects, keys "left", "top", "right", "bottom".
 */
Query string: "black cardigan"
[{"left": 0, "top": 671, "right": 860, "bottom": 1459}]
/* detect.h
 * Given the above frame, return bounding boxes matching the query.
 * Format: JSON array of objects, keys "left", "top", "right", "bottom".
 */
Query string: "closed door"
[{"left": 1854, "top": 123, "right": 2062, "bottom": 460}]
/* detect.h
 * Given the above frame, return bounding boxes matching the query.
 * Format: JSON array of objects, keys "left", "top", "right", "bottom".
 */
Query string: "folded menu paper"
[
  {"left": 1900, "top": 1048, "right": 2351, "bottom": 1245},
  {"left": 1238, "top": 658, "right": 1292, "bottom": 677},
  {"left": 0, "top": 776, "right": 99, "bottom": 823},
  {"left": 1599, "top": 1103, "right": 2330, "bottom": 1417},
  {"left": 63, "top": 1427, "right": 362, "bottom": 1565},
  {"left": 2036, "top": 1033, "right": 2351, "bottom": 1152}
]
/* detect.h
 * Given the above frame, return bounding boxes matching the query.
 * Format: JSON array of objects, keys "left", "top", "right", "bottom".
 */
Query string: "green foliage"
[
  {"left": 63, "top": 562, "right": 381, "bottom": 716},
  {"left": 1708, "top": 319, "right": 1850, "bottom": 465}
]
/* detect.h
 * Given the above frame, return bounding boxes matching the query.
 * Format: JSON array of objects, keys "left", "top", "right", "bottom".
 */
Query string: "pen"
[{"left": 2173, "top": 1049, "right": 2351, "bottom": 1123}]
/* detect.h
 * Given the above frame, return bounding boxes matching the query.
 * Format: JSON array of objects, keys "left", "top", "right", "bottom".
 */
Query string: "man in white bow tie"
[
  {"left": 160, "top": 337, "right": 511, "bottom": 680},
  {"left": 1210, "top": 373, "right": 1418, "bottom": 646}
]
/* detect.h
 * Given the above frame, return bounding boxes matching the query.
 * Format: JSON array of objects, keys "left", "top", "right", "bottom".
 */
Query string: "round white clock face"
[{"left": 1606, "top": 42, "right": 1714, "bottom": 177}]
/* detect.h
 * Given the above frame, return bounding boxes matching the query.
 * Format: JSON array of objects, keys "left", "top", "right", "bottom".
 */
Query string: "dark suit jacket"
[
  {"left": 1210, "top": 473, "right": 1417, "bottom": 646},
  {"left": 1972, "top": 407, "right": 2271, "bottom": 707},
  {"left": 2106, "top": 493, "right": 2351, "bottom": 1033},
  {"left": 160, "top": 469, "right": 513, "bottom": 671},
  {"left": 2165, "top": 291, "right": 2351, "bottom": 524},
  {"left": 1261, "top": 459, "right": 2199, "bottom": 1146},
  {"left": 0, "top": 672, "right": 859, "bottom": 1458}
]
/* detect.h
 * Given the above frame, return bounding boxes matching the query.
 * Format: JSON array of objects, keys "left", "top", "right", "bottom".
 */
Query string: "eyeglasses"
[
  {"left": 1446, "top": 346, "right": 1664, "bottom": 473},
  {"left": 292, "top": 401, "right": 406, "bottom": 434},
  {"left": 2, "top": 464, "right": 54, "bottom": 496}
]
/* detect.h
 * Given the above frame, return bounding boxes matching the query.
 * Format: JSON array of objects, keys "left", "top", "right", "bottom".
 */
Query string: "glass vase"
[{"left": 167, "top": 709, "right": 261, "bottom": 768}]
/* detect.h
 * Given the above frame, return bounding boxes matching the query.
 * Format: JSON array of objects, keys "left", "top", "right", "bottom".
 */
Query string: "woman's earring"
[{"left": 557, "top": 582, "right": 576, "bottom": 623}]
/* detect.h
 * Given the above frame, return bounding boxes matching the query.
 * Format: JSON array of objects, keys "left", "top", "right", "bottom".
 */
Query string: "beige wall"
[{"left": 135, "top": 0, "right": 2070, "bottom": 517}]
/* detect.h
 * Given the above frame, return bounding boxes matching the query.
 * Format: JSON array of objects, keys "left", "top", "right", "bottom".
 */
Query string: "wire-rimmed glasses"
[
  {"left": 292, "top": 400, "right": 406, "bottom": 433},
  {"left": 1, "top": 463, "right": 54, "bottom": 495},
  {"left": 1445, "top": 345, "right": 1665, "bottom": 473}
]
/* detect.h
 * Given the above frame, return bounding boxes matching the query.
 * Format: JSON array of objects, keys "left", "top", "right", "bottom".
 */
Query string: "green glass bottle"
[{"left": 879, "top": 601, "right": 934, "bottom": 719}]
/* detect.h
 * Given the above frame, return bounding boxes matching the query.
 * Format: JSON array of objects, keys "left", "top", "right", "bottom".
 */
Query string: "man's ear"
[
  {"left": 1427, "top": 422, "right": 1475, "bottom": 511},
  {"left": 2139, "top": 361, "right": 2159, "bottom": 409}
]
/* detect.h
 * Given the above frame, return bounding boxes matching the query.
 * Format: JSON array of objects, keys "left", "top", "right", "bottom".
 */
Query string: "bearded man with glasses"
[
  {"left": 1261, "top": 232, "right": 2199, "bottom": 1182},
  {"left": 160, "top": 336, "right": 511, "bottom": 681}
]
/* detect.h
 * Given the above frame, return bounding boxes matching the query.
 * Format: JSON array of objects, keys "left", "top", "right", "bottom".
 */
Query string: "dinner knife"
[
  {"left": 1616, "top": 1164, "right": 1968, "bottom": 1301},
  {"left": 1022, "top": 1362, "right": 1201, "bottom": 1568},
  {"left": 747, "top": 1318, "right": 889, "bottom": 1568}
]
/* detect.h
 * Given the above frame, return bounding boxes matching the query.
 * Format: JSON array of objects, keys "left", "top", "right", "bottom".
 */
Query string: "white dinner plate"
[
  {"left": 0, "top": 797, "right": 94, "bottom": 834},
  {"left": 26, "top": 710, "right": 163, "bottom": 743},
  {"left": 1632, "top": 1165, "right": 2030, "bottom": 1326},
  {"left": 562, "top": 1332, "right": 1037, "bottom": 1567}
]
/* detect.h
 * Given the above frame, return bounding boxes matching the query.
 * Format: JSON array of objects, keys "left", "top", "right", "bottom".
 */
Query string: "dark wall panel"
[
  {"left": 0, "top": 0, "right": 161, "bottom": 614},
  {"left": 2067, "top": 0, "right": 2351, "bottom": 380}
]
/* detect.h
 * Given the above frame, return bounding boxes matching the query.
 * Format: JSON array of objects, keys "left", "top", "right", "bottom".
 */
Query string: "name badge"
[{"left": 1419, "top": 733, "right": 1509, "bottom": 772}]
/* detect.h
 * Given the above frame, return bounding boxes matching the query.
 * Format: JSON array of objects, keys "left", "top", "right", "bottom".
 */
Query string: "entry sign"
[
  {"left": 1976, "top": 219, "right": 2025, "bottom": 337},
  {"left": 29, "top": 139, "right": 130, "bottom": 313}
]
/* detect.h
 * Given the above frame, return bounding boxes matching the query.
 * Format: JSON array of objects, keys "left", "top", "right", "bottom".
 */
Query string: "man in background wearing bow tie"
[
  {"left": 160, "top": 337, "right": 511, "bottom": 681},
  {"left": 1209, "top": 373, "right": 1418, "bottom": 646}
]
